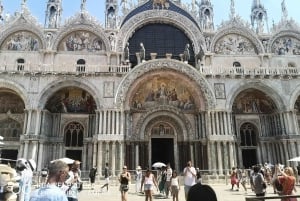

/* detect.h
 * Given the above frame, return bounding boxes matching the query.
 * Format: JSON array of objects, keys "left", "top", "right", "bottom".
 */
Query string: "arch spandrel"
[
  {"left": 115, "top": 59, "right": 215, "bottom": 111},
  {"left": 116, "top": 10, "right": 205, "bottom": 55}
]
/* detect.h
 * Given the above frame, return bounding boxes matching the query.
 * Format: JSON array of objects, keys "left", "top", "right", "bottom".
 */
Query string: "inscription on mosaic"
[
  {"left": 2, "top": 31, "right": 40, "bottom": 51},
  {"left": 271, "top": 37, "right": 300, "bottom": 55},
  {"left": 214, "top": 34, "right": 257, "bottom": 55},
  {"left": 59, "top": 31, "right": 106, "bottom": 52},
  {"left": 45, "top": 87, "right": 96, "bottom": 113}
]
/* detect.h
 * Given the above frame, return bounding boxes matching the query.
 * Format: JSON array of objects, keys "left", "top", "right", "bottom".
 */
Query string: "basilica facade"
[{"left": 0, "top": 0, "right": 300, "bottom": 176}]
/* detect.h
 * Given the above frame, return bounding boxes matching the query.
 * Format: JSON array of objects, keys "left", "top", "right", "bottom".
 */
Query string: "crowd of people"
[
  {"left": 230, "top": 163, "right": 299, "bottom": 201},
  {"left": 7, "top": 159, "right": 298, "bottom": 201}
]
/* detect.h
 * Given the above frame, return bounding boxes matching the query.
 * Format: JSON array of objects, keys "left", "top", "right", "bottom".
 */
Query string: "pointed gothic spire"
[
  {"left": 0, "top": 0, "right": 3, "bottom": 21},
  {"left": 45, "top": 0, "right": 62, "bottom": 29},
  {"left": 281, "top": 0, "right": 288, "bottom": 21},
  {"left": 81, "top": 0, "right": 87, "bottom": 13},
  {"left": 230, "top": 0, "right": 236, "bottom": 19},
  {"left": 251, "top": 0, "right": 269, "bottom": 33}
]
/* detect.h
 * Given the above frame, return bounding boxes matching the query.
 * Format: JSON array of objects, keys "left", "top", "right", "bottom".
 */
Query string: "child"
[{"left": 170, "top": 170, "right": 180, "bottom": 201}]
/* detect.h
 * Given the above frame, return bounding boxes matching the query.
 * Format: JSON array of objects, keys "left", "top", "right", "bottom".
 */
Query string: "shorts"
[
  {"left": 144, "top": 184, "right": 153, "bottom": 191},
  {"left": 120, "top": 184, "right": 129, "bottom": 192},
  {"left": 105, "top": 177, "right": 109, "bottom": 184}
]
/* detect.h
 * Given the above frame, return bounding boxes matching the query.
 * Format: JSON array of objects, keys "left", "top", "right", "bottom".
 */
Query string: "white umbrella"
[
  {"left": 51, "top": 157, "right": 75, "bottom": 164},
  {"left": 152, "top": 162, "right": 166, "bottom": 168},
  {"left": 288, "top": 156, "right": 300, "bottom": 162}
]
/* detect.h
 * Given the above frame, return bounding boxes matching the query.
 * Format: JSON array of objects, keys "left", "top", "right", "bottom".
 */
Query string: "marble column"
[
  {"left": 23, "top": 141, "right": 29, "bottom": 158},
  {"left": 93, "top": 142, "right": 97, "bottom": 167},
  {"left": 283, "top": 141, "right": 289, "bottom": 162},
  {"left": 207, "top": 141, "right": 212, "bottom": 173},
  {"left": 229, "top": 142, "right": 234, "bottom": 168},
  {"left": 135, "top": 144, "right": 139, "bottom": 167},
  {"left": 82, "top": 143, "right": 87, "bottom": 170},
  {"left": 99, "top": 110, "right": 103, "bottom": 134},
  {"left": 120, "top": 142, "right": 124, "bottom": 172},
  {"left": 31, "top": 141, "right": 38, "bottom": 161},
  {"left": 223, "top": 142, "right": 229, "bottom": 174},
  {"left": 111, "top": 141, "right": 116, "bottom": 176},
  {"left": 108, "top": 110, "right": 111, "bottom": 134},
  {"left": 37, "top": 142, "right": 44, "bottom": 170},
  {"left": 116, "top": 110, "right": 120, "bottom": 134},
  {"left": 34, "top": 110, "right": 42, "bottom": 135},
  {"left": 26, "top": 110, "right": 33, "bottom": 134},
  {"left": 256, "top": 142, "right": 262, "bottom": 164},
  {"left": 103, "top": 110, "right": 107, "bottom": 134},
  {"left": 112, "top": 111, "right": 115, "bottom": 134},
  {"left": 217, "top": 142, "right": 223, "bottom": 174},
  {"left": 97, "top": 141, "right": 103, "bottom": 176}
]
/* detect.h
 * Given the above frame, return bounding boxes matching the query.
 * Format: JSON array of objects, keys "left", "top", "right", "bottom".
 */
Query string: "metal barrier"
[{"left": 245, "top": 194, "right": 300, "bottom": 201}]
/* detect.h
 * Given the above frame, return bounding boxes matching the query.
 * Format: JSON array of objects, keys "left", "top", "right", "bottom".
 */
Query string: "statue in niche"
[
  {"left": 140, "top": 42, "right": 145, "bottom": 62},
  {"left": 159, "top": 124, "right": 165, "bottom": 135},
  {"left": 183, "top": 43, "right": 190, "bottom": 62},
  {"left": 109, "top": 33, "right": 116, "bottom": 51},
  {"left": 123, "top": 42, "right": 130, "bottom": 63}
]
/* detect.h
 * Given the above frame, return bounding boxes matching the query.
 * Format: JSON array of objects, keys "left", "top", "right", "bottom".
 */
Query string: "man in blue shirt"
[{"left": 30, "top": 160, "right": 69, "bottom": 201}]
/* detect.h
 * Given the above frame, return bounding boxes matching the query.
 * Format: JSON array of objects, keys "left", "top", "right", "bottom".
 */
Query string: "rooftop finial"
[
  {"left": 81, "top": 0, "right": 87, "bottom": 12},
  {"left": 230, "top": 0, "right": 236, "bottom": 19},
  {"left": 281, "top": 0, "right": 288, "bottom": 21}
]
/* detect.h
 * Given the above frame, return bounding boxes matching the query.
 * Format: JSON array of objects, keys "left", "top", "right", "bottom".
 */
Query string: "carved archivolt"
[
  {"left": 210, "top": 27, "right": 264, "bottom": 54},
  {"left": 117, "top": 10, "right": 205, "bottom": 54},
  {"left": 54, "top": 24, "right": 110, "bottom": 52},
  {"left": 268, "top": 31, "right": 300, "bottom": 55},
  {"left": 115, "top": 59, "right": 215, "bottom": 110}
]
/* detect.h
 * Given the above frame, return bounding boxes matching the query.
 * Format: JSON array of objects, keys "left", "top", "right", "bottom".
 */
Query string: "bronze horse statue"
[{"left": 152, "top": 0, "right": 169, "bottom": 9}]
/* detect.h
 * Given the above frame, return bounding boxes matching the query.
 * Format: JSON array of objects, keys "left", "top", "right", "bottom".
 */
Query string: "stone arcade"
[{"left": 0, "top": 0, "right": 300, "bottom": 177}]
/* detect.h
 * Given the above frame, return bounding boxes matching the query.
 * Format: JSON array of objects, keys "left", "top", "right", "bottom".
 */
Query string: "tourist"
[
  {"left": 135, "top": 165, "right": 143, "bottom": 193},
  {"left": 187, "top": 183, "right": 217, "bottom": 201},
  {"left": 141, "top": 168, "right": 158, "bottom": 201},
  {"left": 119, "top": 165, "right": 131, "bottom": 201},
  {"left": 250, "top": 165, "right": 266, "bottom": 197},
  {"left": 30, "top": 160, "right": 69, "bottom": 201},
  {"left": 183, "top": 161, "right": 196, "bottom": 200},
  {"left": 101, "top": 163, "right": 110, "bottom": 192},
  {"left": 170, "top": 170, "right": 180, "bottom": 201},
  {"left": 65, "top": 160, "right": 82, "bottom": 201},
  {"left": 277, "top": 165, "right": 297, "bottom": 201},
  {"left": 88, "top": 166, "right": 97, "bottom": 190}
]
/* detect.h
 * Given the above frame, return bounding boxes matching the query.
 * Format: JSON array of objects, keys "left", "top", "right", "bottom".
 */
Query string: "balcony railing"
[
  {"left": 0, "top": 63, "right": 131, "bottom": 74},
  {"left": 200, "top": 66, "right": 300, "bottom": 77}
]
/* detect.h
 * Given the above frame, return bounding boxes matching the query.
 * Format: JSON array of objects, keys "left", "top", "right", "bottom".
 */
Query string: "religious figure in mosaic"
[
  {"left": 131, "top": 76, "right": 196, "bottom": 111},
  {"left": 4, "top": 32, "right": 39, "bottom": 51}
]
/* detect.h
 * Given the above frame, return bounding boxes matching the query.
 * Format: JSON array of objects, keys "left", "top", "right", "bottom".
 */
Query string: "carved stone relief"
[
  {"left": 271, "top": 36, "right": 300, "bottom": 55},
  {"left": 214, "top": 34, "right": 257, "bottom": 55}
]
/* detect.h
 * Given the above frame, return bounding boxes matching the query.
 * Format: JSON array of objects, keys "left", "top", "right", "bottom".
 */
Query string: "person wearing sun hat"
[{"left": 135, "top": 166, "right": 143, "bottom": 193}]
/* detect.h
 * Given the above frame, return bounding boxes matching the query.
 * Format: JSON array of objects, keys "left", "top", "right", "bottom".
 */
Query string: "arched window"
[
  {"left": 240, "top": 123, "right": 257, "bottom": 147},
  {"left": 76, "top": 59, "right": 86, "bottom": 72},
  {"left": 233, "top": 61, "right": 241, "bottom": 67},
  {"left": 17, "top": 58, "right": 25, "bottom": 71},
  {"left": 64, "top": 122, "right": 84, "bottom": 147}
]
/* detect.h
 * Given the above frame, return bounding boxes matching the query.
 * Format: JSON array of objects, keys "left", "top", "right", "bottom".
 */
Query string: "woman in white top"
[
  {"left": 141, "top": 169, "right": 158, "bottom": 201},
  {"left": 171, "top": 170, "right": 180, "bottom": 201}
]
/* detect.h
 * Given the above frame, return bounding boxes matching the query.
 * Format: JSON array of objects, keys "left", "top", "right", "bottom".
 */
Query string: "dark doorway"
[
  {"left": 66, "top": 150, "right": 82, "bottom": 162},
  {"left": 0, "top": 149, "right": 18, "bottom": 167},
  {"left": 242, "top": 149, "right": 257, "bottom": 168},
  {"left": 151, "top": 138, "right": 174, "bottom": 169}
]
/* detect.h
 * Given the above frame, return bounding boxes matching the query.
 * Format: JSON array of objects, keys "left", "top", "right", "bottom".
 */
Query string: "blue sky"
[{"left": 0, "top": 0, "right": 299, "bottom": 28}]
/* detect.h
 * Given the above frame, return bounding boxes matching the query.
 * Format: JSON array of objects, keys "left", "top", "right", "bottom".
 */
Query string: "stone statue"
[
  {"left": 81, "top": 0, "right": 87, "bottom": 12},
  {"left": 123, "top": 42, "right": 130, "bottom": 63},
  {"left": 140, "top": 42, "right": 145, "bottom": 61},
  {"left": 183, "top": 43, "right": 190, "bottom": 62}
]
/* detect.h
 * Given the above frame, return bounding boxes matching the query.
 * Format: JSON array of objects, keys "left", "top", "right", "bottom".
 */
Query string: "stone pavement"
[{"left": 78, "top": 181, "right": 300, "bottom": 201}]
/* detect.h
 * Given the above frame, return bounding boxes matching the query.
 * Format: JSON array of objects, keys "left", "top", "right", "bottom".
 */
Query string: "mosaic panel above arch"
[
  {"left": 58, "top": 30, "right": 106, "bottom": 52},
  {"left": 45, "top": 87, "right": 97, "bottom": 113},
  {"left": 0, "top": 91, "right": 25, "bottom": 113},
  {"left": 271, "top": 36, "right": 300, "bottom": 55},
  {"left": 214, "top": 34, "right": 257, "bottom": 55},
  {"left": 232, "top": 89, "right": 277, "bottom": 114},
  {"left": 1, "top": 31, "right": 41, "bottom": 51},
  {"left": 131, "top": 75, "right": 199, "bottom": 112}
]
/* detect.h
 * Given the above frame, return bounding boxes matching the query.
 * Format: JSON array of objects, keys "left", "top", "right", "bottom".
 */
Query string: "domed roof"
[{"left": 121, "top": 0, "right": 199, "bottom": 29}]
